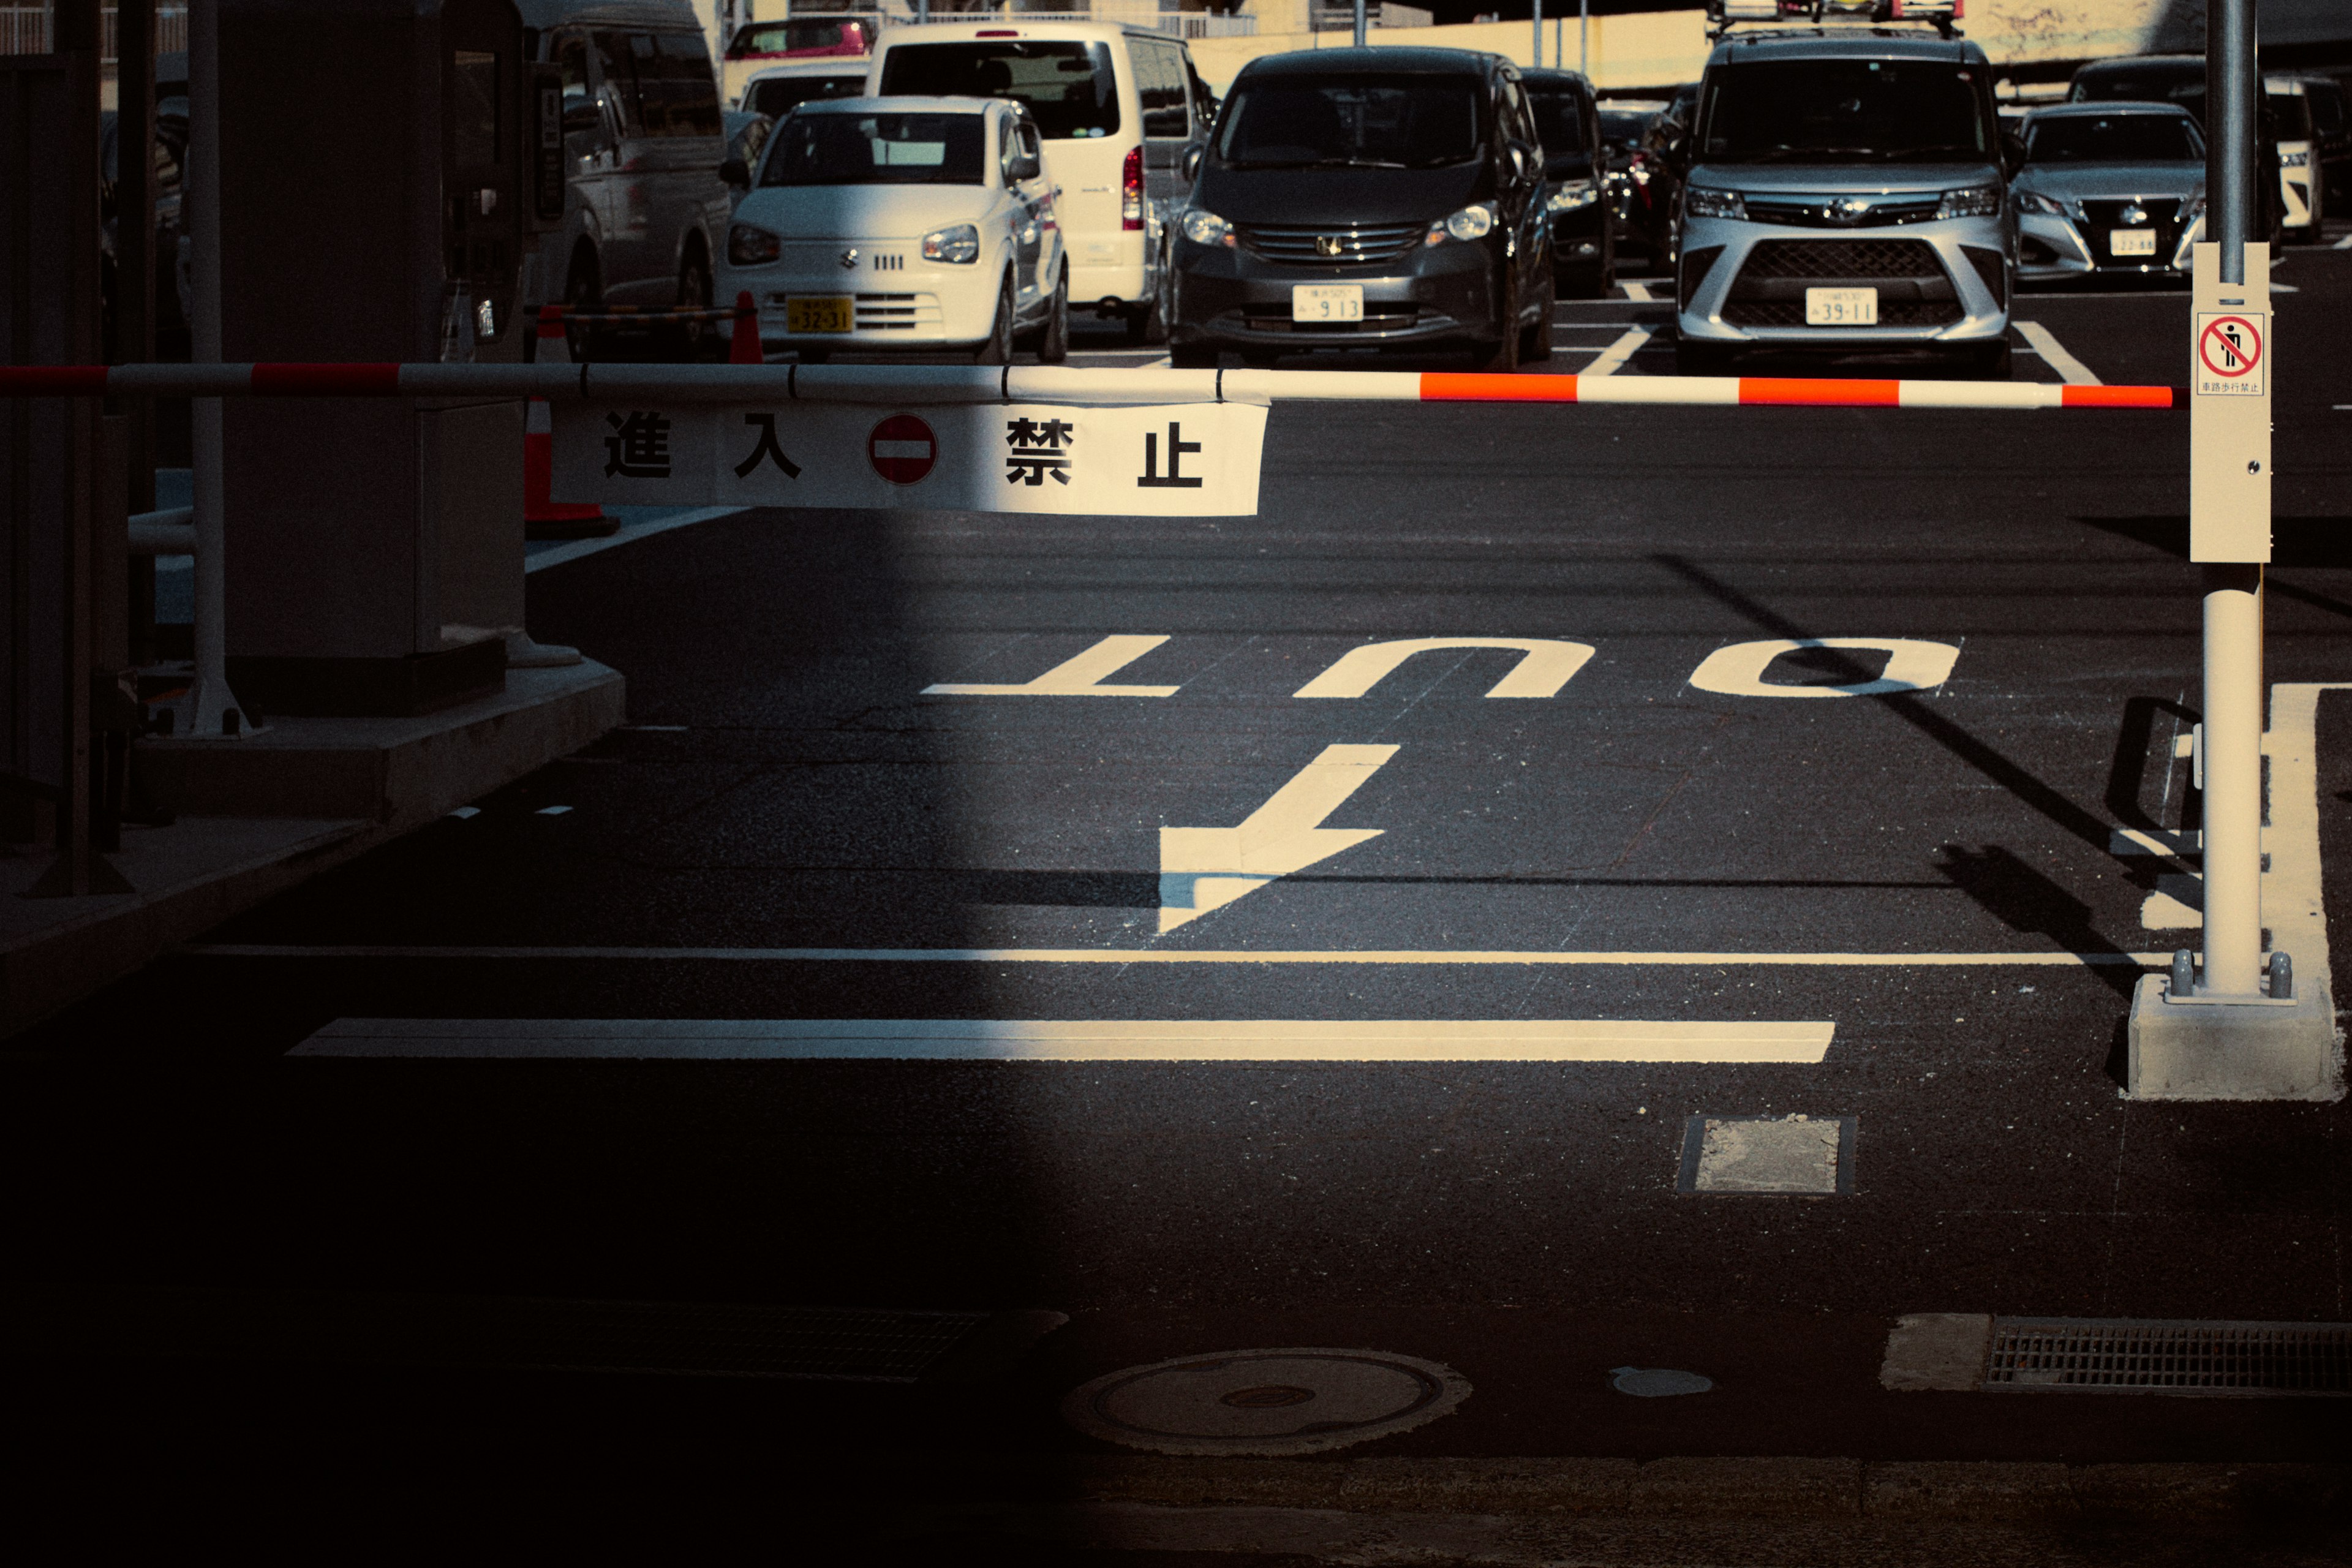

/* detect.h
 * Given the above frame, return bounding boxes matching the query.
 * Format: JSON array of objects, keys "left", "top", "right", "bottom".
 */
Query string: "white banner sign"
[{"left": 553, "top": 400, "right": 1266, "bottom": 516}]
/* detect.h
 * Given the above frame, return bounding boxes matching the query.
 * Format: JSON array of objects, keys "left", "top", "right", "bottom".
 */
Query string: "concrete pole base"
[{"left": 2126, "top": 973, "right": 2343, "bottom": 1101}]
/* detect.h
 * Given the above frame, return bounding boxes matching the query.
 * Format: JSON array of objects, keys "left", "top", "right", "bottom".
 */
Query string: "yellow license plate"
[{"left": 786, "top": 296, "right": 854, "bottom": 333}]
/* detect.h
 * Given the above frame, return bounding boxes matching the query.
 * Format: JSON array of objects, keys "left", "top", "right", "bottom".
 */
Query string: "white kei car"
[{"left": 719, "top": 96, "right": 1069, "bottom": 363}]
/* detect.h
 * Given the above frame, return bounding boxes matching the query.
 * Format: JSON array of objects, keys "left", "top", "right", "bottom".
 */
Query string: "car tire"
[
  {"left": 973, "top": 274, "right": 1014, "bottom": 364},
  {"left": 1520, "top": 274, "right": 1555, "bottom": 362},
  {"left": 673, "top": 250, "right": 714, "bottom": 361},
  {"left": 1126, "top": 266, "right": 1169, "bottom": 345},
  {"left": 562, "top": 251, "right": 602, "bottom": 363},
  {"left": 1035, "top": 266, "right": 1070, "bottom": 364},
  {"left": 1170, "top": 343, "right": 1218, "bottom": 369},
  {"left": 1675, "top": 337, "right": 1732, "bottom": 377}
]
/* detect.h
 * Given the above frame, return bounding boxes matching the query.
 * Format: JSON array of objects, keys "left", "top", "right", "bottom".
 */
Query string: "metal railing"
[
  {"left": 0, "top": 6, "right": 189, "bottom": 61},
  {"left": 1311, "top": 2, "right": 1429, "bottom": 29},
  {"left": 892, "top": 2, "right": 1257, "bottom": 37}
]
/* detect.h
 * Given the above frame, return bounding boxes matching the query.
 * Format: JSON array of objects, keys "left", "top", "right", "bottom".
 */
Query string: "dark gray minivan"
[{"left": 1168, "top": 48, "right": 1556, "bottom": 370}]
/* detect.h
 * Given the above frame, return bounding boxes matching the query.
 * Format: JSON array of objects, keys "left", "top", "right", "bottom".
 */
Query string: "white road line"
[
  {"left": 290, "top": 1017, "right": 1835, "bottom": 1063},
  {"left": 526, "top": 506, "right": 748, "bottom": 574},
  {"left": 2013, "top": 320, "right": 2100, "bottom": 385},
  {"left": 192, "top": 944, "right": 2169, "bottom": 967},
  {"left": 2335, "top": 232, "right": 2352, "bottom": 249},
  {"left": 1582, "top": 328, "right": 1654, "bottom": 376},
  {"left": 1619, "top": 281, "right": 1654, "bottom": 301}
]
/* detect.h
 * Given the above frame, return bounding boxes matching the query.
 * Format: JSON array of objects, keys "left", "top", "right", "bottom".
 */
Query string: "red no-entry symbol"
[
  {"left": 869, "top": 413, "right": 937, "bottom": 485},
  {"left": 2198, "top": 314, "right": 2263, "bottom": 380}
]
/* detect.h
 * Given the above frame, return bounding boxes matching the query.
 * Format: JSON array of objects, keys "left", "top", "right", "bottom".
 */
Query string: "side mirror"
[
  {"left": 1183, "top": 143, "right": 1204, "bottom": 181},
  {"left": 2000, "top": 130, "right": 2027, "bottom": 176},
  {"left": 1509, "top": 141, "right": 1536, "bottom": 181},
  {"left": 562, "top": 100, "right": 601, "bottom": 135},
  {"left": 1008, "top": 153, "right": 1042, "bottom": 182},
  {"left": 719, "top": 156, "right": 751, "bottom": 187}
]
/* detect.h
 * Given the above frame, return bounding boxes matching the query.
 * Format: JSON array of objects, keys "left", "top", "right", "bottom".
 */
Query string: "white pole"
[
  {"left": 1353, "top": 0, "right": 1366, "bottom": 48},
  {"left": 1578, "top": 0, "right": 1588, "bottom": 76},
  {"left": 1532, "top": 0, "right": 1542, "bottom": 70},
  {"left": 181, "top": 0, "right": 253, "bottom": 739}
]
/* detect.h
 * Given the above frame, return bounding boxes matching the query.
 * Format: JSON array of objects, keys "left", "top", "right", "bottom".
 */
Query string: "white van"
[
  {"left": 2267, "top": 74, "right": 2324, "bottom": 240},
  {"left": 521, "top": 0, "right": 734, "bottom": 336},
  {"left": 865, "top": 20, "right": 1212, "bottom": 342}
]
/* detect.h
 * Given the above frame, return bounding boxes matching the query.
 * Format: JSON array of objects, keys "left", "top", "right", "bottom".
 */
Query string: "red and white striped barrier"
[{"left": 0, "top": 361, "right": 2184, "bottom": 412}]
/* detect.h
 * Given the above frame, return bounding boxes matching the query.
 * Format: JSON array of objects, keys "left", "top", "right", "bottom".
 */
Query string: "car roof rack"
[{"left": 1708, "top": 18, "right": 1962, "bottom": 42}]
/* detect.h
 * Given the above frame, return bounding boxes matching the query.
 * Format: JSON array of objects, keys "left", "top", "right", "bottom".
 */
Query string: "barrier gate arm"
[{"left": 0, "top": 363, "right": 2184, "bottom": 411}]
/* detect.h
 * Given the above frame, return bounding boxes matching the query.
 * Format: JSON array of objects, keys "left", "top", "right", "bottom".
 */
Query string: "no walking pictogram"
[
  {"left": 2195, "top": 312, "right": 2267, "bottom": 398},
  {"left": 869, "top": 413, "right": 938, "bottom": 484}
]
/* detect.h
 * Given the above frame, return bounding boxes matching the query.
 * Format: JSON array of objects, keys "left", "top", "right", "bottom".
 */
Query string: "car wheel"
[
  {"left": 1036, "top": 266, "right": 1070, "bottom": 364},
  {"left": 1170, "top": 343, "right": 1218, "bottom": 369},
  {"left": 673, "top": 249, "right": 714, "bottom": 361},
  {"left": 973, "top": 274, "right": 1014, "bottom": 364},
  {"left": 1520, "top": 274, "right": 1555, "bottom": 362},
  {"left": 1675, "top": 337, "right": 1732, "bottom": 377},
  {"left": 1126, "top": 264, "right": 1169, "bottom": 345}
]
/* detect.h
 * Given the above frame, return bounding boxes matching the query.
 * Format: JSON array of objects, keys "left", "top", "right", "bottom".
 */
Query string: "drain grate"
[{"left": 1985, "top": 1317, "right": 2352, "bottom": 1396}]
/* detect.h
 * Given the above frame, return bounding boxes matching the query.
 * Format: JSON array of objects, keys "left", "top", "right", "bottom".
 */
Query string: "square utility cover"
[{"left": 1678, "top": 1114, "right": 1855, "bottom": 1195}]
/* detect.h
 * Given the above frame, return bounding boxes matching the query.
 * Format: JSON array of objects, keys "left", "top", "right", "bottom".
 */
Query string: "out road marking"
[
  {"left": 1582, "top": 328, "right": 1654, "bottom": 377},
  {"left": 1294, "top": 638, "right": 1594, "bottom": 699},
  {"left": 292, "top": 1017, "right": 1836, "bottom": 1064},
  {"left": 925, "top": 634, "right": 1178, "bottom": 696},
  {"left": 1687, "top": 638, "right": 1961, "bottom": 699},
  {"left": 196, "top": 945, "right": 2172, "bottom": 967},
  {"left": 2013, "top": 321, "right": 2100, "bottom": 385},
  {"left": 1159, "top": 743, "right": 1396, "bottom": 932}
]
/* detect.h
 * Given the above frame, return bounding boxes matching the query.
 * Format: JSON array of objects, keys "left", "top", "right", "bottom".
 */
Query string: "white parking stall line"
[
  {"left": 1619, "top": 281, "right": 1656, "bottom": 301},
  {"left": 1581, "top": 327, "right": 1655, "bottom": 377},
  {"left": 196, "top": 944, "right": 2171, "bottom": 967},
  {"left": 292, "top": 1017, "right": 1836, "bottom": 1063},
  {"left": 2013, "top": 320, "right": 2100, "bottom": 385},
  {"left": 2336, "top": 232, "right": 2352, "bottom": 249}
]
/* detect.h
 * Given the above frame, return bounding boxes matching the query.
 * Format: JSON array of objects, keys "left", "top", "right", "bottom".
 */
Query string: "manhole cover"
[{"left": 1061, "top": 1348, "right": 1471, "bottom": 1457}]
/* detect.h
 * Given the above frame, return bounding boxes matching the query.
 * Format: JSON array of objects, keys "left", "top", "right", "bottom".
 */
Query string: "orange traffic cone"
[
  {"left": 729, "top": 290, "right": 763, "bottom": 364},
  {"left": 526, "top": 304, "right": 613, "bottom": 538}
]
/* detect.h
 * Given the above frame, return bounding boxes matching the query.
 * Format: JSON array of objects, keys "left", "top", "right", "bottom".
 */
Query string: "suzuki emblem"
[
  {"left": 839, "top": 248, "right": 860, "bottom": 269},
  {"left": 1314, "top": 235, "right": 1344, "bottom": 257},
  {"left": 2120, "top": 205, "right": 2148, "bottom": 225}
]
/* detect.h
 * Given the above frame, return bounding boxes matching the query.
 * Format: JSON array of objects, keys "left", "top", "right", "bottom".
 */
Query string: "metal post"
[
  {"left": 1532, "top": 0, "right": 1542, "bottom": 70},
  {"left": 2198, "top": 0, "right": 2260, "bottom": 993},
  {"left": 1579, "top": 0, "right": 1589, "bottom": 77},
  {"left": 181, "top": 0, "right": 253, "bottom": 738},
  {"left": 1353, "top": 0, "right": 1366, "bottom": 49}
]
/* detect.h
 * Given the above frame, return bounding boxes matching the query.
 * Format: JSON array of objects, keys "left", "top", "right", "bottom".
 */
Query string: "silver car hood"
[
  {"left": 2011, "top": 163, "right": 2203, "bottom": 203},
  {"left": 734, "top": 182, "right": 1000, "bottom": 240},
  {"left": 1684, "top": 160, "right": 1997, "bottom": 196}
]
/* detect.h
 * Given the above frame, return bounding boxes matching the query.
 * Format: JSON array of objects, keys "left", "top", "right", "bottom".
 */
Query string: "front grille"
[
  {"left": 1235, "top": 221, "right": 1427, "bottom": 266},
  {"left": 1744, "top": 197, "right": 1941, "bottom": 228},
  {"left": 2079, "top": 198, "right": 2182, "bottom": 269},
  {"left": 1722, "top": 300, "right": 1961, "bottom": 328},
  {"left": 1985, "top": 1318, "right": 2352, "bottom": 1396},
  {"left": 1738, "top": 238, "right": 1945, "bottom": 281},
  {"left": 1238, "top": 302, "right": 1424, "bottom": 333},
  {"left": 853, "top": 292, "right": 941, "bottom": 331}
]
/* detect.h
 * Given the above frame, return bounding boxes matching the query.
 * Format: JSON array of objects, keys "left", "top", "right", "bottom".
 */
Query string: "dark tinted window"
[
  {"left": 1700, "top": 59, "right": 1990, "bottom": 161},
  {"left": 746, "top": 73, "right": 864, "bottom": 118},
  {"left": 453, "top": 48, "right": 498, "bottom": 165},
  {"left": 1215, "top": 75, "right": 1485, "bottom": 169},
  {"left": 2072, "top": 65, "right": 2205, "bottom": 123},
  {"left": 1598, "top": 108, "right": 1652, "bottom": 146},
  {"left": 2027, "top": 113, "right": 2201, "bottom": 163},
  {"left": 2308, "top": 82, "right": 2345, "bottom": 138},
  {"left": 729, "top": 18, "right": 872, "bottom": 56},
  {"left": 879, "top": 42, "right": 1119, "bottom": 140},
  {"left": 761, "top": 111, "right": 987, "bottom": 185},
  {"left": 646, "top": 32, "right": 723, "bottom": 138},
  {"left": 2268, "top": 91, "right": 2313, "bottom": 140},
  {"left": 1136, "top": 39, "right": 1191, "bottom": 139},
  {"left": 1526, "top": 87, "right": 1590, "bottom": 157}
]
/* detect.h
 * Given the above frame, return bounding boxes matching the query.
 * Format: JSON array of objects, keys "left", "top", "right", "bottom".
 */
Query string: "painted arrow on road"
[{"left": 1158, "top": 744, "right": 1398, "bottom": 933}]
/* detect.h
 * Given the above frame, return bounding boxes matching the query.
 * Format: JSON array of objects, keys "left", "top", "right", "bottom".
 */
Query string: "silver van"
[
  {"left": 1672, "top": 28, "right": 2016, "bottom": 377},
  {"left": 521, "top": 0, "right": 734, "bottom": 342}
]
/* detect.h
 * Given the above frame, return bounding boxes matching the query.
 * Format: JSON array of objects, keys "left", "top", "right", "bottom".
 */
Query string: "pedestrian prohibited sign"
[{"left": 2195, "top": 312, "right": 2266, "bottom": 396}]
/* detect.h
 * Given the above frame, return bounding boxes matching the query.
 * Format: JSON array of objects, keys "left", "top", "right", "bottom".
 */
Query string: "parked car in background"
[
  {"left": 869, "top": 20, "right": 1211, "bottom": 343},
  {"left": 1523, "top": 68, "right": 1614, "bottom": 296},
  {"left": 721, "top": 109, "right": 772, "bottom": 207},
  {"left": 2266, "top": 75, "right": 2324, "bottom": 240},
  {"left": 722, "top": 10, "right": 879, "bottom": 108},
  {"left": 1628, "top": 81, "right": 1698, "bottom": 265},
  {"left": 739, "top": 57, "right": 868, "bottom": 118},
  {"left": 719, "top": 97, "right": 1069, "bottom": 363},
  {"left": 1675, "top": 28, "right": 2016, "bottom": 377},
  {"left": 524, "top": 0, "right": 734, "bottom": 354},
  {"left": 1596, "top": 99, "right": 1660, "bottom": 259},
  {"left": 1168, "top": 47, "right": 1555, "bottom": 370},
  {"left": 2011, "top": 102, "right": 2203, "bottom": 285},
  {"left": 2293, "top": 72, "right": 2350, "bottom": 210},
  {"left": 2067, "top": 53, "right": 2281, "bottom": 246}
]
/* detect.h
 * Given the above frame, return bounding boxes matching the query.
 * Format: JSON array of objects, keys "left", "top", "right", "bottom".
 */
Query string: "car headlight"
[
  {"left": 2013, "top": 190, "right": 2067, "bottom": 217},
  {"left": 1545, "top": 180, "right": 1600, "bottom": 214},
  {"left": 2282, "top": 149, "right": 2310, "bottom": 168},
  {"left": 921, "top": 223, "right": 980, "bottom": 265},
  {"left": 1180, "top": 208, "right": 1234, "bottom": 247},
  {"left": 1937, "top": 183, "right": 2003, "bottom": 219},
  {"left": 1426, "top": 203, "right": 1495, "bottom": 246},
  {"left": 1683, "top": 185, "right": 1746, "bottom": 221},
  {"left": 727, "top": 222, "right": 780, "bottom": 266}
]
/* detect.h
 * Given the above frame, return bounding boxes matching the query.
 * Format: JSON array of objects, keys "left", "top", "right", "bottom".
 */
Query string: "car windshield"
[
  {"left": 2074, "top": 69, "right": 2205, "bottom": 123},
  {"left": 1526, "top": 88, "right": 1588, "bottom": 159},
  {"left": 1699, "top": 59, "right": 1989, "bottom": 162},
  {"left": 2027, "top": 113, "right": 2201, "bottom": 164},
  {"left": 1598, "top": 108, "right": 1651, "bottom": 146},
  {"left": 730, "top": 18, "right": 869, "bottom": 56},
  {"left": 1215, "top": 75, "right": 1485, "bottom": 169},
  {"left": 760, "top": 111, "right": 987, "bottom": 185},
  {"left": 745, "top": 74, "right": 865, "bottom": 118},
  {"left": 2268, "top": 92, "right": 2313, "bottom": 140},
  {"left": 878, "top": 42, "right": 1119, "bottom": 140}
]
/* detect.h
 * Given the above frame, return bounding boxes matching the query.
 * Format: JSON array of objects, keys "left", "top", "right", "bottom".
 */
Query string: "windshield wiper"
[
  {"left": 1312, "top": 156, "right": 1409, "bottom": 169},
  {"left": 1880, "top": 144, "right": 1989, "bottom": 161},
  {"left": 1711, "top": 146, "right": 1882, "bottom": 162}
]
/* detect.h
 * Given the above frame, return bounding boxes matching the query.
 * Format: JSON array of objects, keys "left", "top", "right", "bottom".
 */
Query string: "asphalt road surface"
[{"left": 12, "top": 235, "right": 2352, "bottom": 1557}]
